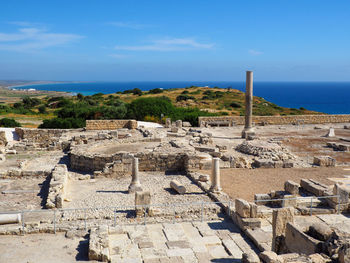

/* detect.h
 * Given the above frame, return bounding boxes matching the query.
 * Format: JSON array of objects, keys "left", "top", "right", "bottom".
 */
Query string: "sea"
[{"left": 11, "top": 81, "right": 350, "bottom": 114}]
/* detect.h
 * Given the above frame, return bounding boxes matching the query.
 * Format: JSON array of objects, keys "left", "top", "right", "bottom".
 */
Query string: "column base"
[
  {"left": 128, "top": 182, "right": 142, "bottom": 193},
  {"left": 209, "top": 186, "right": 222, "bottom": 193},
  {"left": 241, "top": 128, "right": 256, "bottom": 139}
]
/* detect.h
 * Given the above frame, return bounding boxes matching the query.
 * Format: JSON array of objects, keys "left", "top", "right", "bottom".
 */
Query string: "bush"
[
  {"left": 22, "top": 96, "right": 41, "bottom": 108},
  {"left": 148, "top": 88, "right": 163, "bottom": 94},
  {"left": 0, "top": 118, "right": 21, "bottom": 127},
  {"left": 123, "top": 88, "right": 142, "bottom": 95},
  {"left": 39, "top": 118, "right": 85, "bottom": 129},
  {"left": 176, "top": 95, "right": 195, "bottom": 102},
  {"left": 229, "top": 102, "right": 241, "bottom": 108},
  {"left": 181, "top": 90, "right": 189, "bottom": 94},
  {"left": 38, "top": 105, "right": 47, "bottom": 114},
  {"left": 127, "top": 96, "right": 174, "bottom": 120}
]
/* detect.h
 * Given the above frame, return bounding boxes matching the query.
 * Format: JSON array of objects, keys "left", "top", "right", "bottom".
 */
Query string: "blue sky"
[{"left": 0, "top": 0, "right": 349, "bottom": 81}]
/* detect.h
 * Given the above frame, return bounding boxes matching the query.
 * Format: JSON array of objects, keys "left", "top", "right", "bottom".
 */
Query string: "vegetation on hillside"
[{"left": 0, "top": 86, "right": 320, "bottom": 128}]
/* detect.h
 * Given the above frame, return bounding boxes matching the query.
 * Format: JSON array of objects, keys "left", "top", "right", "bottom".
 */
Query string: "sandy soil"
[
  {"left": 0, "top": 233, "right": 89, "bottom": 263},
  {"left": 201, "top": 166, "right": 349, "bottom": 201}
]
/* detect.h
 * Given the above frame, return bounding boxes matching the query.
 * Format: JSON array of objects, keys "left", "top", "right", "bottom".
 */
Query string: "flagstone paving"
[{"left": 109, "top": 219, "right": 259, "bottom": 263}]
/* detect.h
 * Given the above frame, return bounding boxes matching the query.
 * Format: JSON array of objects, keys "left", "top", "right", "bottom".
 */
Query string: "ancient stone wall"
[
  {"left": 199, "top": 114, "right": 350, "bottom": 127},
  {"left": 85, "top": 120, "right": 138, "bottom": 130},
  {"left": 14, "top": 127, "right": 72, "bottom": 150},
  {"left": 70, "top": 149, "right": 201, "bottom": 174}
]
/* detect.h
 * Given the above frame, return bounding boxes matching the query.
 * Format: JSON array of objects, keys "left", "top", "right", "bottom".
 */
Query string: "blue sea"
[{"left": 12, "top": 81, "right": 350, "bottom": 114}]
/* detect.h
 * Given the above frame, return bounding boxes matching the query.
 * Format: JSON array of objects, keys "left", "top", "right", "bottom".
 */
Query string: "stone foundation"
[
  {"left": 85, "top": 120, "right": 137, "bottom": 130},
  {"left": 199, "top": 114, "right": 350, "bottom": 127}
]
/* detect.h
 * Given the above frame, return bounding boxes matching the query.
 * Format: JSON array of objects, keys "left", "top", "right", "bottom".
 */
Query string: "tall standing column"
[
  {"left": 128, "top": 157, "right": 142, "bottom": 193},
  {"left": 210, "top": 158, "right": 222, "bottom": 193},
  {"left": 242, "top": 71, "right": 255, "bottom": 138}
]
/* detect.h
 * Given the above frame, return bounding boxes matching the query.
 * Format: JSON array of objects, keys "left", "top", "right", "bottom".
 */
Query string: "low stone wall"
[
  {"left": 15, "top": 127, "right": 72, "bottom": 150},
  {"left": 199, "top": 114, "right": 350, "bottom": 127},
  {"left": 85, "top": 120, "right": 137, "bottom": 130},
  {"left": 70, "top": 147, "right": 208, "bottom": 174},
  {"left": 46, "top": 164, "right": 68, "bottom": 209}
]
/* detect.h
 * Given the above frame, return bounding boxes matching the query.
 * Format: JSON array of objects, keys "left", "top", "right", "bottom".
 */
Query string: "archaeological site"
[{"left": 0, "top": 72, "right": 350, "bottom": 263}]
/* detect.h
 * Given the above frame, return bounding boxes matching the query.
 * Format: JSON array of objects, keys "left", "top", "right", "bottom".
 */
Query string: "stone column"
[
  {"left": 242, "top": 71, "right": 255, "bottom": 138},
  {"left": 128, "top": 157, "right": 142, "bottom": 193},
  {"left": 165, "top": 118, "right": 171, "bottom": 128},
  {"left": 210, "top": 158, "right": 222, "bottom": 192},
  {"left": 176, "top": 120, "right": 183, "bottom": 128}
]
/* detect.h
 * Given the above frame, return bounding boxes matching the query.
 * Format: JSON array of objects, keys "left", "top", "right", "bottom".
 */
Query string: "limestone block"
[
  {"left": 242, "top": 252, "right": 260, "bottom": 263},
  {"left": 250, "top": 203, "right": 258, "bottom": 218},
  {"left": 339, "top": 243, "right": 350, "bottom": 263},
  {"left": 272, "top": 207, "right": 294, "bottom": 252},
  {"left": 182, "top": 121, "right": 191, "bottom": 127},
  {"left": 259, "top": 251, "right": 284, "bottom": 263},
  {"left": 281, "top": 195, "right": 297, "bottom": 208},
  {"left": 284, "top": 180, "right": 300, "bottom": 195},
  {"left": 170, "top": 180, "right": 186, "bottom": 194},
  {"left": 285, "top": 223, "right": 321, "bottom": 255},
  {"left": 254, "top": 194, "right": 271, "bottom": 206},
  {"left": 307, "top": 223, "right": 332, "bottom": 242},
  {"left": 235, "top": 199, "right": 251, "bottom": 218},
  {"left": 175, "top": 120, "right": 183, "bottom": 128},
  {"left": 300, "top": 179, "right": 329, "bottom": 196},
  {"left": 198, "top": 174, "right": 209, "bottom": 182},
  {"left": 135, "top": 191, "right": 151, "bottom": 216},
  {"left": 333, "top": 183, "right": 350, "bottom": 204},
  {"left": 313, "top": 156, "right": 336, "bottom": 167}
]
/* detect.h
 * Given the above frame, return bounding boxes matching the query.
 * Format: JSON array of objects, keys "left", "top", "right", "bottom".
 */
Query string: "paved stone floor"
[{"left": 109, "top": 219, "right": 259, "bottom": 263}]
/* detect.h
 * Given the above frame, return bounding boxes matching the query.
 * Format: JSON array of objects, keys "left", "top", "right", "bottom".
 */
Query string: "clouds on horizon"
[
  {"left": 0, "top": 24, "right": 83, "bottom": 52},
  {"left": 115, "top": 37, "right": 214, "bottom": 52}
]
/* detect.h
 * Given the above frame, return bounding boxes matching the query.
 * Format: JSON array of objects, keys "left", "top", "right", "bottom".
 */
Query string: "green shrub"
[
  {"left": 148, "top": 88, "right": 163, "bottom": 94},
  {"left": 0, "top": 118, "right": 21, "bottom": 127},
  {"left": 123, "top": 88, "right": 142, "bottom": 95},
  {"left": 22, "top": 96, "right": 41, "bottom": 108},
  {"left": 38, "top": 105, "right": 47, "bottom": 114},
  {"left": 229, "top": 102, "right": 241, "bottom": 108},
  {"left": 181, "top": 90, "right": 189, "bottom": 94},
  {"left": 127, "top": 96, "right": 174, "bottom": 120},
  {"left": 39, "top": 118, "right": 85, "bottom": 129},
  {"left": 176, "top": 95, "right": 195, "bottom": 102}
]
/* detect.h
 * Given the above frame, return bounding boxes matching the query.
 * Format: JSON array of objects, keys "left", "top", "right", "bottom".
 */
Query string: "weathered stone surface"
[
  {"left": 285, "top": 222, "right": 321, "bottom": 255},
  {"left": 284, "top": 180, "right": 300, "bottom": 195},
  {"left": 339, "top": 243, "right": 350, "bottom": 263},
  {"left": 325, "top": 127, "right": 335, "bottom": 137},
  {"left": 135, "top": 191, "right": 151, "bottom": 216},
  {"left": 46, "top": 164, "right": 68, "bottom": 209},
  {"left": 300, "top": 179, "right": 329, "bottom": 196},
  {"left": 281, "top": 194, "right": 297, "bottom": 208},
  {"left": 170, "top": 180, "right": 186, "bottom": 194},
  {"left": 307, "top": 223, "right": 333, "bottom": 241},
  {"left": 254, "top": 194, "right": 271, "bottom": 206},
  {"left": 236, "top": 198, "right": 251, "bottom": 218},
  {"left": 259, "top": 251, "right": 284, "bottom": 263},
  {"left": 198, "top": 174, "right": 209, "bottom": 182},
  {"left": 86, "top": 119, "right": 137, "bottom": 130},
  {"left": 242, "top": 252, "right": 260, "bottom": 263},
  {"left": 272, "top": 207, "right": 294, "bottom": 252},
  {"left": 313, "top": 156, "right": 336, "bottom": 167}
]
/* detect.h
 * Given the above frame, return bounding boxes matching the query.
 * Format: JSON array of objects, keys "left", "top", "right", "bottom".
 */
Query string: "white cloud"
[
  {"left": 0, "top": 26, "right": 83, "bottom": 52},
  {"left": 115, "top": 38, "right": 214, "bottom": 51},
  {"left": 107, "top": 22, "right": 150, "bottom": 30},
  {"left": 248, "top": 49, "right": 264, "bottom": 56}
]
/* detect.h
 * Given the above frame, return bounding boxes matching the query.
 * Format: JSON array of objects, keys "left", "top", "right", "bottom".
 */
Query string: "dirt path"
[
  {"left": 201, "top": 166, "right": 349, "bottom": 201},
  {"left": 0, "top": 233, "right": 89, "bottom": 263}
]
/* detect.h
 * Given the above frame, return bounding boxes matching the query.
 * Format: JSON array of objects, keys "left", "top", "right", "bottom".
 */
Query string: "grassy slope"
[
  {"left": 0, "top": 86, "right": 321, "bottom": 128},
  {"left": 116, "top": 86, "right": 320, "bottom": 116}
]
